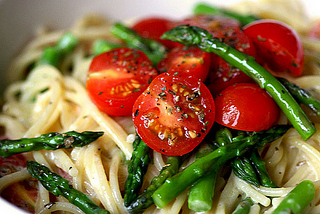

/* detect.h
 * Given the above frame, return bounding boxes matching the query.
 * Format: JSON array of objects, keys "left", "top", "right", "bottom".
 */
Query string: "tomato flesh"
[
  {"left": 157, "top": 46, "right": 211, "bottom": 81},
  {"left": 243, "top": 20, "right": 304, "bottom": 76},
  {"left": 86, "top": 48, "right": 158, "bottom": 116},
  {"left": 215, "top": 83, "right": 280, "bottom": 131},
  {"left": 132, "top": 72, "right": 215, "bottom": 155}
]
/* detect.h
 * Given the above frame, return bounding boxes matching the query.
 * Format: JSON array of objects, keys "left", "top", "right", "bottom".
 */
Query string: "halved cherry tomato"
[
  {"left": 86, "top": 48, "right": 158, "bottom": 116},
  {"left": 207, "top": 27, "right": 256, "bottom": 95},
  {"left": 132, "top": 72, "right": 215, "bottom": 156},
  {"left": 157, "top": 46, "right": 211, "bottom": 81},
  {"left": 243, "top": 19, "right": 304, "bottom": 76},
  {"left": 215, "top": 83, "right": 280, "bottom": 131},
  {"left": 178, "top": 15, "right": 256, "bottom": 95},
  {"left": 132, "top": 17, "right": 179, "bottom": 49}
]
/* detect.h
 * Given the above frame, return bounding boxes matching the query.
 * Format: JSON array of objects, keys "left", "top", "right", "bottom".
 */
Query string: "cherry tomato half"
[
  {"left": 86, "top": 48, "right": 158, "bottom": 116},
  {"left": 157, "top": 46, "right": 211, "bottom": 81},
  {"left": 207, "top": 27, "right": 256, "bottom": 95},
  {"left": 132, "top": 72, "right": 215, "bottom": 156},
  {"left": 215, "top": 83, "right": 280, "bottom": 131},
  {"left": 132, "top": 17, "right": 179, "bottom": 49},
  {"left": 243, "top": 20, "right": 304, "bottom": 76}
]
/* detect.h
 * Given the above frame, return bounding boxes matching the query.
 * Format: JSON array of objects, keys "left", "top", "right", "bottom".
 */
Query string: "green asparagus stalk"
[
  {"left": 37, "top": 32, "right": 79, "bottom": 67},
  {"left": 193, "top": 3, "right": 259, "bottom": 26},
  {"left": 230, "top": 156, "right": 260, "bottom": 187},
  {"left": 0, "top": 131, "right": 103, "bottom": 158},
  {"left": 188, "top": 144, "right": 217, "bottom": 212},
  {"left": 232, "top": 197, "right": 254, "bottom": 214},
  {"left": 110, "top": 23, "right": 166, "bottom": 65},
  {"left": 92, "top": 39, "right": 123, "bottom": 55},
  {"left": 123, "top": 135, "right": 151, "bottom": 207},
  {"left": 250, "top": 150, "right": 277, "bottom": 188},
  {"left": 162, "top": 25, "right": 315, "bottom": 141},
  {"left": 278, "top": 77, "right": 320, "bottom": 117},
  {"left": 152, "top": 125, "right": 291, "bottom": 208},
  {"left": 27, "top": 161, "right": 109, "bottom": 214},
  {"left": 126, "top": 155, "right": 182, "bottom": 214},
  {"left": 272, "top": 180, "right": 315, "bottom": 214}
]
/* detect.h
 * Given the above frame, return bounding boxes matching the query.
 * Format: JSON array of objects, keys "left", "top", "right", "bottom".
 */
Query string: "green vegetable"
[
  {"left": 215, "top": 127, "right": 276, "bottom": 187},
  {"left": 161, "top": 25, "right": 316, "bottom": 141},
  {"left": 230, "top": 156, "right": 260, "bottom": 187},
  {"left": 278, "top": 77, "right": 320, "bottom": 117},
  {"left": 37, "top": 32, "right": 79, "bottom": 67},
  {"left": 0, "top": 131, "right": 104, "bottom": 158},
  {"left": 250, "top": 150, "right": 277, "bottom": 188},
  {"left": 272, "top": 180, "right": 315, "bottom": 214},
  {"left": 92, "top": 39, "right": 123, "bottom": 55},
  {"left": 126, "top": 156, "right": 182, "bottom": 214},
  {"left": 152, "top": 125, "right": 291, "bottom": 208},
  {"left": 232, "top": 197, "right": 254, "bottom": 214},
  {"left": 193, "top": 3, "right": 258, "bottom": 26},
  {"left": 110, "top": 23, "right": 166, "bottom": 65},
  {"left": 123, "top": 135, "right": 151, "bottom": 207},
  {"left": 27, "top": 161, "right": 109, "bottom": 214},
  {"left": 188, "top": 144, "right": 217, "bottom": 212}
]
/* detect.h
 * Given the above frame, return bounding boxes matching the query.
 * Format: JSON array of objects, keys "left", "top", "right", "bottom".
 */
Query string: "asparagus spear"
[
  {"left": 232, "top": 197, "right": 254, "bottom": 214},
  {"left": 152, "top": 125, "right": 291, "bottom": 208},
  {"left": 193, "top": 3, "right": 258, "bottom": 26},
  {"left": 92, "top": 39, "right": 123, "bottom": 55},
  {"left": 126, "top": 155, "right": 182, "bottom": 214},
  {"left": 272, "top": 180, "right": 315, "bottom": 214},
  {"left": 230, "top": 156, "right": 260, "bottom": 187},
  {"left": 249, "top": 150, "right": 277, "bottom": 188},
  {"left": 27, "top": 161, "right": 109, "bottom": 214},
  {"left": 278, "top": 77, "right": 320, "bottom": 117},
  {"left": 123, "top": 135, "right": 151, "bottom": 207},
  {"left": 188, "top": 144, "right": 217, "bottom": 212},
  {"left": 161, "top": 25, "right": 315, "bottom": 141},
  {"left": 0, "top": 131, "right": 103, "bottom": 158},
  {"left": 37, "top": 32, "right": 78, "bottom": 67},
  {"left": 110, "top": 23, "right": 166, "bottom": 65}
]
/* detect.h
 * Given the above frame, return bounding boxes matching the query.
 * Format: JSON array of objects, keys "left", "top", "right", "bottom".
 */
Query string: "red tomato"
[
  {"left": 132, "top": 17, "right": 179, "bottom": 49},
  {"left": 177, "top": 15, "right": 241, "bottom": 38},
  {"left": 157, "top": 46, "right": 211, "bottom": 81},
  {"left": 215, "top": 83, "right": 280, "bottom": 131},
  {"left": 207, "top": 27, "right": 256, "bottom": 95},
  {"left": 132, "top": 72, "right": 215, "bottom": 155},
  {"left": 178, "top": 15, "right": 256, "bottom": 95},
  {"left": 243, "top": 20, "right": 304, "bottom": 76},
  {"left": 86, "top": 48, "right": 158, "bottom": 116}
]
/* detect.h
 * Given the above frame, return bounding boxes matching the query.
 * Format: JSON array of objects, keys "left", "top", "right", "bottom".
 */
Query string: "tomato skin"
[
  {"left": 157, "top": 46, "right": 211, "bottom": 81},
  {"left": 207, "top": 27, "right": 256, "bottom": 95},
  {"left": 178, "top": 15, "right": 241, "bottom": 37},
  {"left": 86, "top": 48, "right": 158, "bottom": 116},
  {"left": 132, "top": 72, "right": 215, "bottom": 156},
  {"left": 243, "top": 19, "right": 304, "bottom": 76},
  {"left": 132, "top": 17, "right": 179, "bottom": 49},
  {"left": 215, "top": 83, "right": 280, "bottom": 131}
]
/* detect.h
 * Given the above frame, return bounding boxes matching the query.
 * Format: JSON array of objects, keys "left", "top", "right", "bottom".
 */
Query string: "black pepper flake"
[
  {"left": 98, "top": 91, "right": 103, "bottom": 95},
  {"left": 134, "top": 109, "right": 139, "bottom": 117}
]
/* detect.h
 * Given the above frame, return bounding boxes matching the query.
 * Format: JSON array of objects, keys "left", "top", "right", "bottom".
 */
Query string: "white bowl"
[{"left": 0, "top": 0, "right": 319, "bottom": 213}]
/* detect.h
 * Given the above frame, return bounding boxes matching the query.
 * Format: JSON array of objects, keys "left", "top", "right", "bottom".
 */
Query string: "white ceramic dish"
[{"left": 0, "top": 0, "right": 319, "bottom": 213}]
